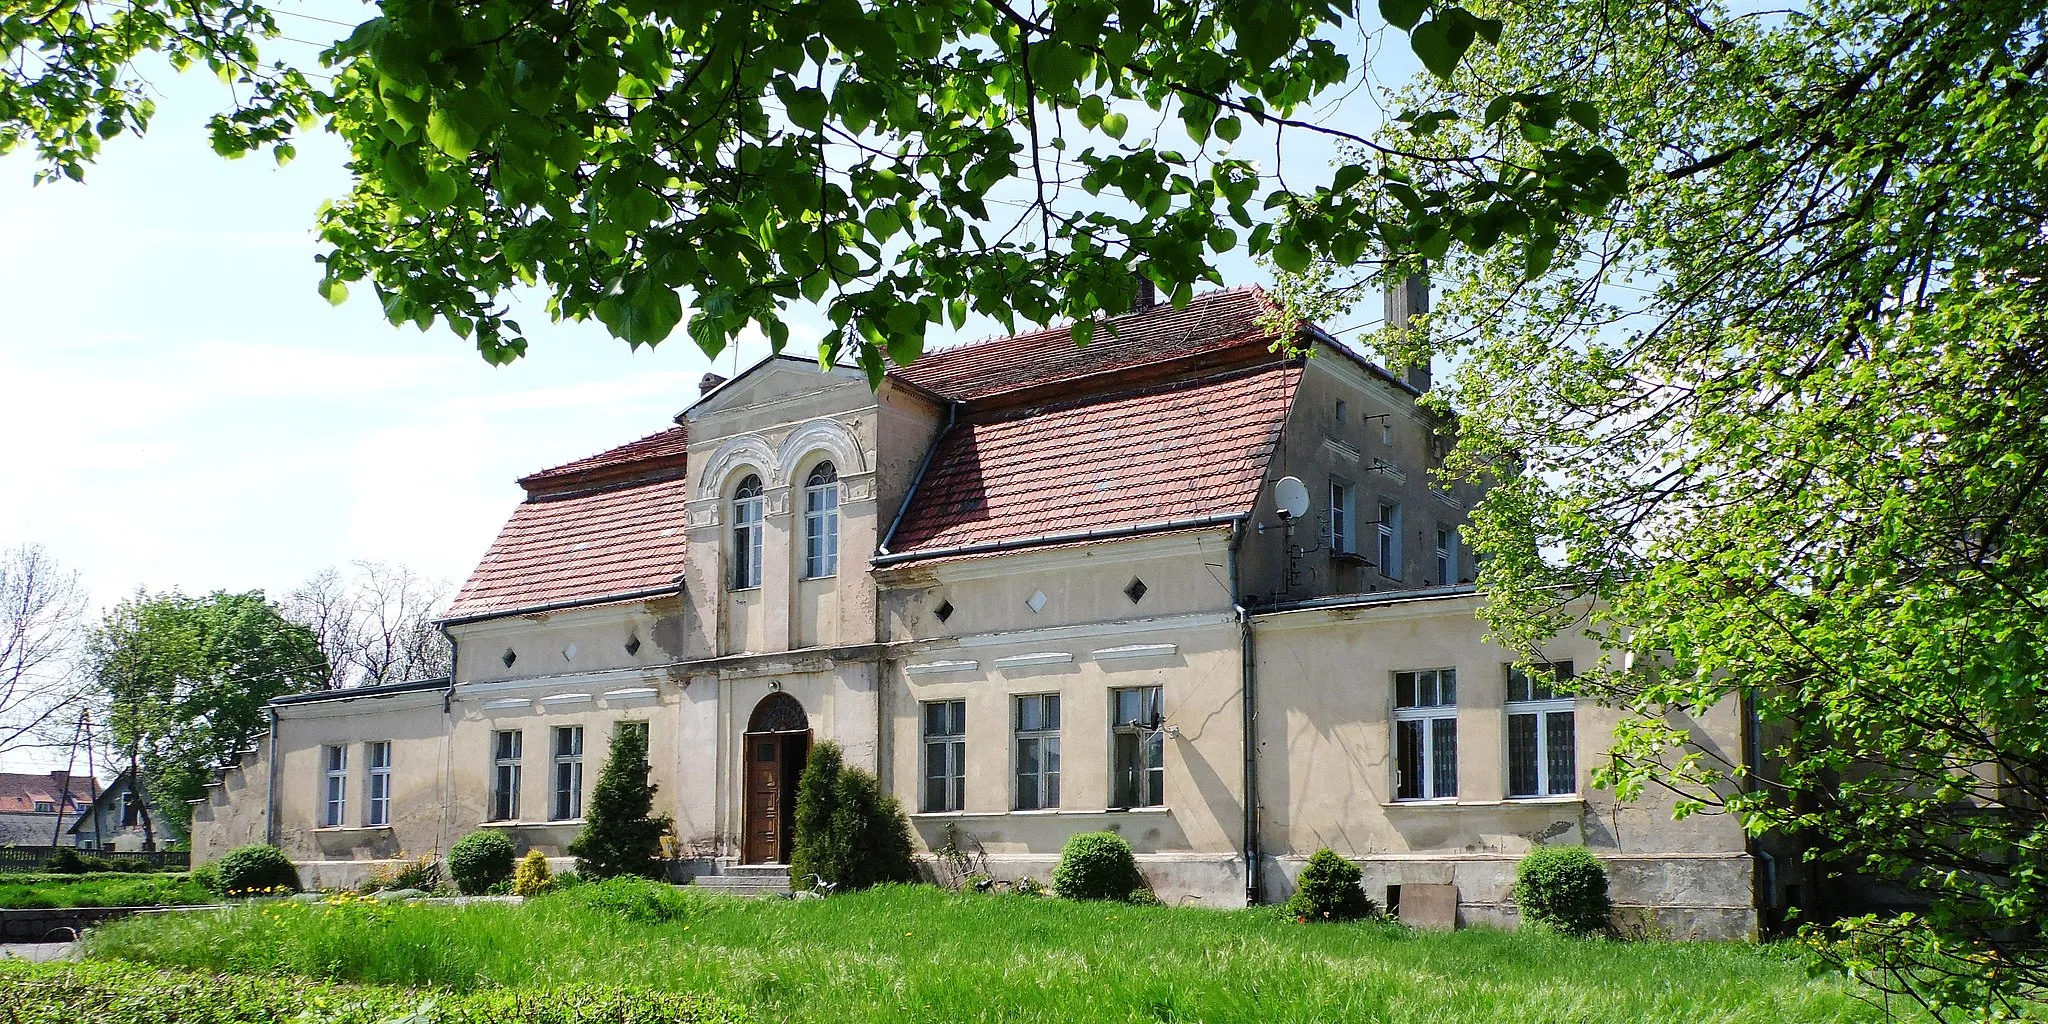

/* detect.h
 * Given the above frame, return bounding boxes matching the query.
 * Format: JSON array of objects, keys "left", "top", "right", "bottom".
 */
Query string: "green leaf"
[
  {"left": 1102, "top": 112, "right": 1129, "bottom": 140},
  {"left": 1215, "top": 115, "right": 1242, "bottom": 143},
  {"left": 1566, "top": 100, "right": 1603, "bottom": 133},
  {"left": 1379, "top": 0, "right": 1429, "bottom": 31},
  {"left": 1409, "top": 18, "right": 1474, "bottom": 80},
  {"left": 597, "top": 278, "right": 684, "bottom": 347},
  {"left": 1331, "top": 164, "right": 1368, "bottom": 194},
  {"left": 317, "top": 279, "right": 349, "bottom": 306},
  {"left": 1272, "top": 240, "right": 1312, "bottom": 273},
  {"left": 426, "top": 89, "right": 496, "bottom": 158},
  {"left": 786, "top": 87, "right": 828, "bottom": 132}
]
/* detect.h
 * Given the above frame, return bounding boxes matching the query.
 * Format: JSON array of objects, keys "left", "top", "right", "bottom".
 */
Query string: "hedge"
[
  {"left": 0, "top": 961, "right": 750, "bottom": 1024},
  {"left": 448, "top": 831, "right": 517, "bottom": 895},
  {"left": 1051, "top": 831, "right": 1145, "bottom": 902}
]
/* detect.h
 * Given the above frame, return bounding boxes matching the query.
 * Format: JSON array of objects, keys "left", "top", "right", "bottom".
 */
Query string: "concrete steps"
[{"left": 690, "top": 863, "right": 791, "bottom": 897}]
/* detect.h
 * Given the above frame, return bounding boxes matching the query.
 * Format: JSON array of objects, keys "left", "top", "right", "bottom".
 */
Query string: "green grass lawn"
[
  {"left": 0, "top": 872, "right": 211, "bottom": 909},
  {"left": 74, "top": 880, "right": 1906, "bottom": 1024}
]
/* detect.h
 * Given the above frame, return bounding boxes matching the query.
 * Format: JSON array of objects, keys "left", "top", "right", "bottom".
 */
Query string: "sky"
[{"left": 0, "top": 3, "right": 1412, "bottom": 771}]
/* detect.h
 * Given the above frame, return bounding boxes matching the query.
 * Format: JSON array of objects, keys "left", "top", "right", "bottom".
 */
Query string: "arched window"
[
  {"left": 731, "top": 474, "right": 764, "bottom": 590},
  {"left": 803, "top": 461, "right": 840, "bottom": 579}
]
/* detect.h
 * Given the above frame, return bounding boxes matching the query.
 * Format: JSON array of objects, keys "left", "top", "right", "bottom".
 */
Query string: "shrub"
[
  {"left": 513, "top": 850, "right": 553, "bottom": 897},
  {"left": 189, "top": 862, "right": 221, "bottom": 896},
  {"left": 1283, "top": 848, "right": 1378, "bottom": 922},
  {"left": 1052, "top": 831, "right": 1144, "bottom": 901},
  {"left": 789, "top": 741, "right": 918, "bottom": 892},
  {"left": 569, "top": 725, "right": 666, "bottom": 880},
  {"left": 449, "top": 832, "right": 516, "bottom": 895},
  {"left": 558, "top": 876, "right": 691, "bottom": 923},
  {"left": 214, "top": 844, "right": 300, "bottom": 896},
  {"left": 1513, "top": 844, "right": 1613, "bottom": 937},
  {"left": 1013, "top": 876, "right": 1046, "bottom": 897},
  {"left": 0, "top": 959, "right": 747, "bottom": 1023},
  {"left": 42, "top": 847, "right": 88, "bottom": 874}
]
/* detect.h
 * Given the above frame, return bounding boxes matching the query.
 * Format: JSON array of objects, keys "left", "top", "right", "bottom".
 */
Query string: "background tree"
[
  {"left": 1280, "top": 0, "right": 2048, "bottom": 1015},
  {"left": 282, "top": 561, "right": 451, "bottom": 690},
  {"left": 568, "top": 724, "right": 665, "bottom": 879},
  {"left": 0, "top": 544, "right": 88, "bottom": 761},
  {"left": 4, "top": 0, "right": 1626, "bottom": 373},
  {"left": 89, "top": 590, "right": 327, "bottom": 833}
]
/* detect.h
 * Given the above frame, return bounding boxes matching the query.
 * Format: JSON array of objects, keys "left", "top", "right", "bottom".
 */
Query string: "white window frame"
[
  {"left": 365, "top": 740, "right": 393, "bottom": 826},
  {"left": 551, "top": 726, "right": 584, "bottom": 821},
  {"left": 1435, "top": 526, "right": 1459, "bottom": 586},
  {"left": 491, "top": 729, "right": 522, "bottom": 822},
  {"left": 1329, "top": 480, "right": 1354, "bottom": 554},
  {"left": 921, "top": 699, "right": 966, "bottom": 813},
  {"left": 1013, "top": 693, "right": 1061, "bottom": 811},
  {"left": 803, "top": 462, "right": 841, "bottom": 579},
  {"left": 1110, "top": 685, "right": 1166, "bottom": 809},
  {"left": 1507, "top": 662, "right": 1577, "bottom": 798},
  {"left": 322, "top": 744, "right": 348, "bottom": 827},
  {"left": 731, "top": 474, "right": 765, "bottom": 590},
  {"left": 1392, "top": 668, "right": 1457, "bottom": 801},
  {"left": 1377, "top": 501, "right": 1402, "bottom": 579}
]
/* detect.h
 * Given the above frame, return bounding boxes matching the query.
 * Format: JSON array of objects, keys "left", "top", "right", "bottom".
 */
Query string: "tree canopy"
[
  {"left": 88, "top": 590, "right": 327, "bottom": 832},
  {"left": 1278, "top": 0, "right": 2048, "bottom": 1015},
  {"left": 4, "top": 0, "right": 1624, "bottom": 375}
]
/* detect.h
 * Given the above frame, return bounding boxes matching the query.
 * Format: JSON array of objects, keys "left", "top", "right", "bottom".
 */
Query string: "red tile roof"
[
  {"left": 891, "top": 286, "right": 1285, "bottom": 401},
  {"left": 884, "top": 361, "right": 1302, "bottom": 557},
  {"left": 0, "top": 772, "right": 93, "bottom": 814},
  {"left": 447, "top": 430, "right": 691, "bottom": 619},
  {"left": 518, "top": 426, "right": 689, "bottom": 497}
]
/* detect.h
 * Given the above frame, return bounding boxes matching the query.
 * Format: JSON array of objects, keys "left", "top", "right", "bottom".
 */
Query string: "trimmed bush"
[
  {"left": 513, "top": 849, "right": 553, "bottom": 897},
  {"left": 1513, "top": 844, "right": 1613, "bottom": 937},
  {"left": 449, "top": 831, "right": 517, "bottom": 895},
  {"left": 1052, "top": 831, "right": 1144, "bottom": 901},
  {"left": 569, "top": 726, "right": 667, "bottom": 880},
  {"left": 214, "top": 844, "right": 299, "bottom": 896},
  {"left": 189, "top": 862, "right": 221, "bottom": 895},
  {"left": 0, "top": 959, "right": 746, "bottom": 1023},
  {"left": 1283, "top": 848, "right": 1378, "bottom": 922},
  {"left": 790, "top": 741, "right": 918, "bottom": 892}
]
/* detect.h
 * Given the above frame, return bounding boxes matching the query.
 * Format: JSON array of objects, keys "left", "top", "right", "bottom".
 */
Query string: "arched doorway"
[{"left": 742, "top": 691, "right": 811, "bottom": 864}]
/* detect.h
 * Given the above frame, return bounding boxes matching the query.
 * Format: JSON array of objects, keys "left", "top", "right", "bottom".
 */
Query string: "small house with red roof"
[{"left": 189, "top": 285, "right": 1760, "bottom": 938}]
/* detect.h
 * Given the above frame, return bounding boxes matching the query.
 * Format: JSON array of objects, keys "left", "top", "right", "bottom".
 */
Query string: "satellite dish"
[{"left": 1273, "top": 476, "right": 1310, "bottom": 520}]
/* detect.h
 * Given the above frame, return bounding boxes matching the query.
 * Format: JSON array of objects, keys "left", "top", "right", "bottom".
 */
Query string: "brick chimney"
[
  {"left": 1384, "top": 273, "right": 1431, "bottom": 392},
  {"left": 699, "top": 372, "right": 728, "bottom": 397},
  {"left": 1132, "top": 275, "right": 1158, "bottom": 314}
]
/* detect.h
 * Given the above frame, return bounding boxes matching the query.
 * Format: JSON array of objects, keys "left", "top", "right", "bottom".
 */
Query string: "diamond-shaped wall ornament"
[
  {"left": 501, "top": 649, "right": 517, "bottom": 668},
  {"left": 624, "top": 636, "right": 642, "bottom": 656},
  {"left": 563, "top": 643, "right": 578, "bottom": 662},
  {"left": 934, "top": 600, "right": 955, "bottom": 623},
  {"left": 1124, "top": 577, "right": 1149, "bottom": 604},
  {"left": 1027, "top": 590, "right": 1048, "bottom": 614}
]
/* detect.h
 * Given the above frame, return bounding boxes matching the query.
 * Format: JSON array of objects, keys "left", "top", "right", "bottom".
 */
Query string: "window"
[
  {"left": 365, "top": 741, "right": 393, "bottom": 826},
  {"left": 33, "top": 800, "right": 53, "bottom": 813},
  {"left": 1393, "top": 669, "right": 1457, "bottom": 800},
  {"left": 1329, "top": 480, "right": 1354, "bottom": 553},
  {"left": 323, "top": 744, "right": 348, "bottom": 826},
  {"left": 922, "top": 700, "right": 966, "bottom": 813},
  {"left": 79, "top": 838, "right": 95, "bottom": 850},
  {"left": 1383, "top": 421, "right": 1394, "bottom": 447},
  {"left": 490, "top": 730, "right": 522, "bottom": 822},
  {"left": 121, "top": 792, "right": 140, "bottom": 828},
  {"left": 1435, "top": 527, "right": 1459, "bottom": 585},
  {"left": 1377, "top": 501, "right": 1402, "bottom": 578},
  {"left": 1111, "top": 686, "right": 1166, "bottom": 809},
  {"left": 1508, "top": 662, "right": 1577, "bottom": 798},
  {"left": 731, "top": 474, "right": 764, "bottom": 590},
  {"left": 1336, "top": 399, "right": 1349, "bottom": 423},
  {"left": 803, "top": 462, "right": 840, "bottom": 579},
  {"left": 551, "top": 726, "right": 585, "bottom": 820},
  {"left": 615, "top": 720, "right": 650, "bottom": 745},
  {"left": 1013, "top": 694, "right": 1061, "bottom": 810}
]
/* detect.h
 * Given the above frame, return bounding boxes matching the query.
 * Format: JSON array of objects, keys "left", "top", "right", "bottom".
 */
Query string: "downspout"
[
  {"left": 438, "top": 625, "right": 460, "bottom": 860},
  {"left": 264, "top": 707, "right": 280, "bottom": 848},
  {"left": 1230, "top": 519, "right": 1260, "bottom": 906}
]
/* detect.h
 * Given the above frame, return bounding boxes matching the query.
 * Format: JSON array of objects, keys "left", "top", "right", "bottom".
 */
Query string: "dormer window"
[
  {"left": 803, "top": 462, "right": 840, "bottom": 579},
  {"left": 732, "top": 474, "right": 764, "bottom": 590}
]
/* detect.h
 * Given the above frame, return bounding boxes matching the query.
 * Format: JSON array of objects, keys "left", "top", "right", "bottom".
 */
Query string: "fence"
[{"left": 0, "top": 846, "right": 189, "bottom": 872}]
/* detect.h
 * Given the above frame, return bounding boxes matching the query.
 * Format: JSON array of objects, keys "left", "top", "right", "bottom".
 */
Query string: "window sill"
[
  {"left": 477, "top": 819, "right": 585, "bottom": 828},
  {"left": 312, "top": 825, "right": 393, "bottom": 833},
  {"left": 1383, "top": 797, "right": 1585, "bottom": 809},
  {"left": 914, "top": 807, "right": 1171, "bottom": 819}
]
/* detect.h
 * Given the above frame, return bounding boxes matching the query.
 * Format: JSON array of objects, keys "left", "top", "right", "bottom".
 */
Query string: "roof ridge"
[
  {"left": 961, "top": 356, "right": 1295, "bottom": 426},
  {"left": 901, "top": 284, "right": 1273, "bottom": 362}
]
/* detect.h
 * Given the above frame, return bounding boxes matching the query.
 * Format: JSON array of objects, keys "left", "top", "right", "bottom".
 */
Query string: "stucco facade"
[{"left": 190, "top": 287, "right": 1759, "bottom": 936}]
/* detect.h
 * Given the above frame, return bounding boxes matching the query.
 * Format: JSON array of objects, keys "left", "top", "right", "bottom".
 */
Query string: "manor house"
[{"left": 191, "top": 286, "right": 1767, "bottom": 938}]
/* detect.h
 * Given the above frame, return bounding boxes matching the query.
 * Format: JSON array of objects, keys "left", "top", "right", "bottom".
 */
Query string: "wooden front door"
[{"left": 742, "top": 733, "right": 786, "bottom": 864}]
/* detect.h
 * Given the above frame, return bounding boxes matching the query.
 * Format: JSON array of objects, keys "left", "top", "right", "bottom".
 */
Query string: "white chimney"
[{"left": 1384, "top": 274, "right": 1431, "bottom": 392}]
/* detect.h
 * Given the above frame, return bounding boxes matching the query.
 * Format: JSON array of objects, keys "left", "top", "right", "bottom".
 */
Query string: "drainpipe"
[
  {"left": 264, "top": 707, "right": 280, "bottom": 848},
  {"left": 1230, "top": 519, "right": 1261, "bottom": 906},
  {"left": 438, "top": 626, "right": 460, "bottom": 861}
]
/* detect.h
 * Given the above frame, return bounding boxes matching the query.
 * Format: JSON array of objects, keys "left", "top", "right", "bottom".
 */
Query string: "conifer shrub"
[
  {"left": 1513, "top": 844, "right": 1613, "bottom": 937},
  {"left": 449, "top": 831, "right": 516, "bottom": 895},
  {"left": 789, "top": 741, "right": 918, "bottom": 891},
  {"left": 1052, "top": 831, "right": 1144, "bottom": 901},
  {"left": 568, "top": 725, "right": 666, "bottom": 880},
  {"left": 512, "top": 849, "right": 553, "bottom": 897},
  {"left": 214, "top": 844, "right": 299, "bottom": 895},
  {"left": 1283, "top": 848, "right": 1378, "bottom": 922}
]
